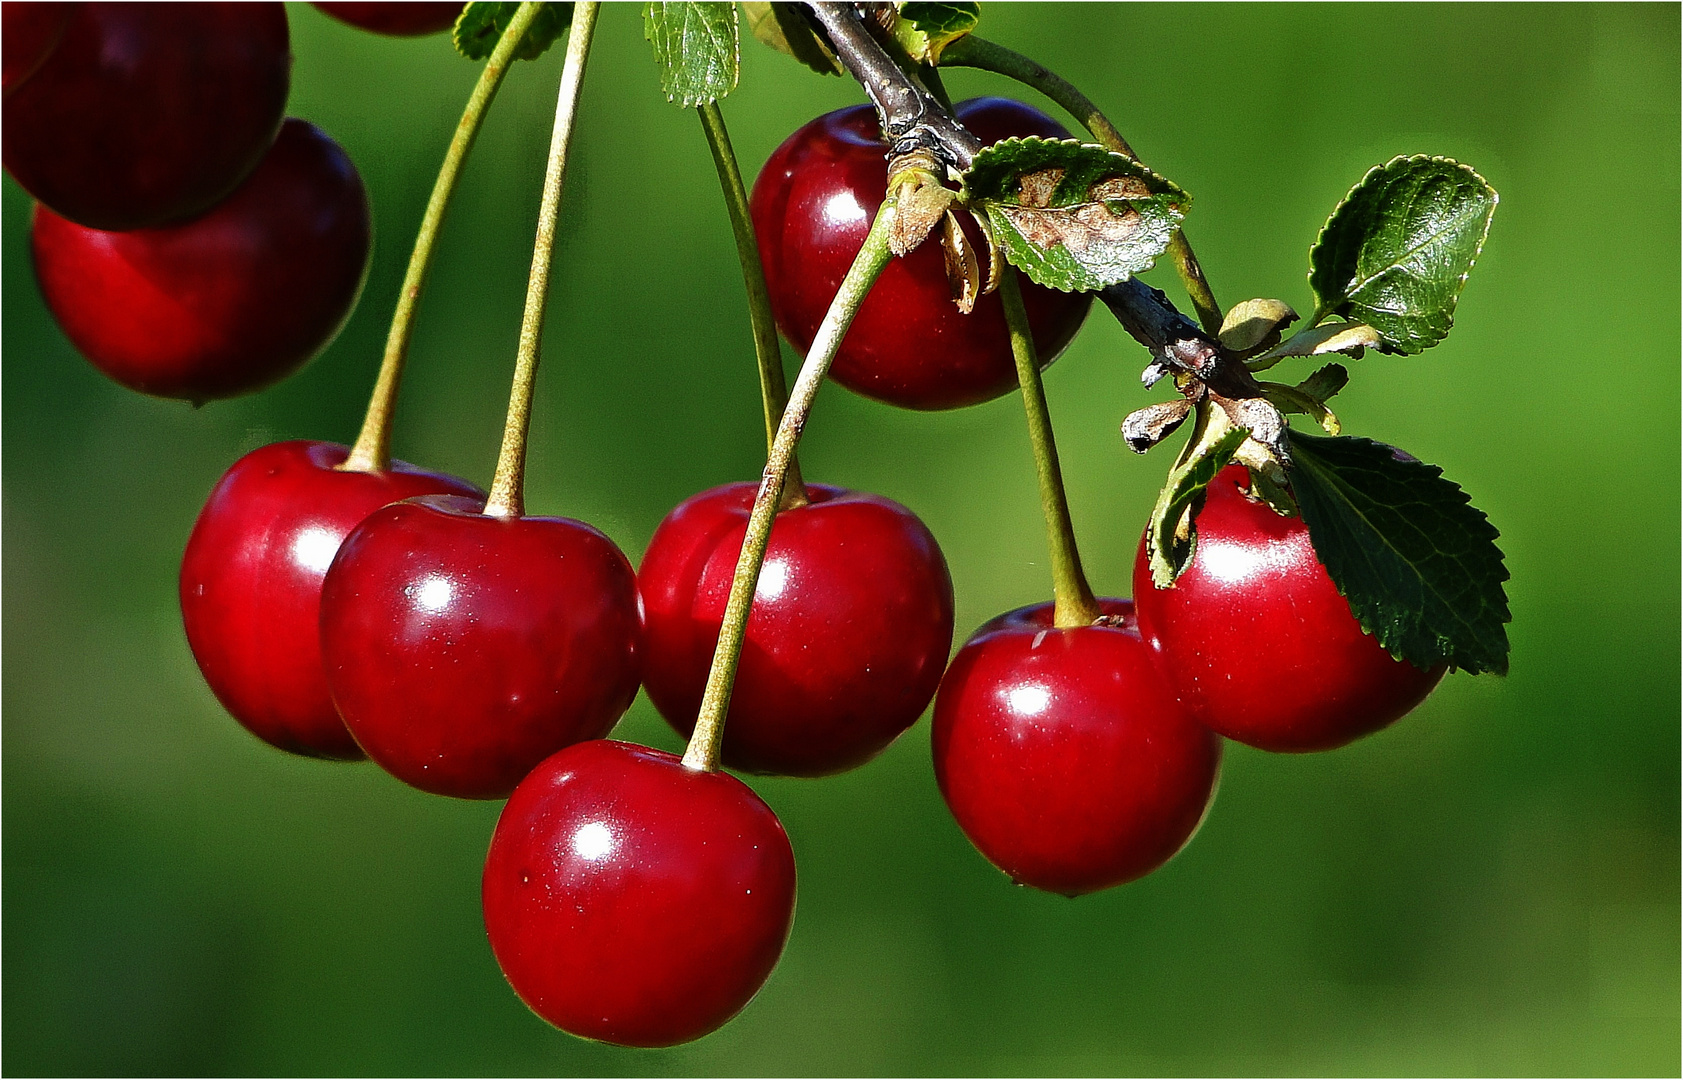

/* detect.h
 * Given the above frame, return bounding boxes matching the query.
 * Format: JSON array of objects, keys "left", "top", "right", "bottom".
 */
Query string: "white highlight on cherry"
[
  {"left": 572, "top": 821, "right": 613, "bottom": 861},
  {"left": 756, "top": 559, "right": 789, "bottom": 602},
  {"left": 823, "top": 190, "right": 867, "bottom": 228},
  {"left": 291, "top": 527, "right": 340, "bottom": 574},
  {"left": 1198, "top": 539, "right": 1261, "bottom": 585},
  {"left": 413, "top": 575, "right": 454, "bottom": 612},
  {"left": 1008, "top": 685, "right": 1051, "bottom": 716}
]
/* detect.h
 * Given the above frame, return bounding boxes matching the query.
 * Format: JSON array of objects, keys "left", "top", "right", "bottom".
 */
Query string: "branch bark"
[{"left": 807, "top": 2, "right": 982, "bottom": 169}]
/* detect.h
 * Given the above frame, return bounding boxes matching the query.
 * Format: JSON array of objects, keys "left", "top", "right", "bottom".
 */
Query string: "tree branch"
[{"left": 806, "top": 2, "right": 981, "bottom": 169}]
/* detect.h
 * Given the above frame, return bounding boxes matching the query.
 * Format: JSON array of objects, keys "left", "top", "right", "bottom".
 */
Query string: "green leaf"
[
  {"left": 1286, "top": 430, "right": 1510, "bottom": 674},
  {"left": 1308, "top": 155, "right": 1497, "bottom": 354},
  {"left": 741, "top": 1, "right": 840, "bottom": 75},
  {"left": 1146, "top": 422, "right": 1248, "bottom": 587},
  {"left": 1247, "top": 320, "right": 1380, "bottom": 371},
  {"left": 454, "top": 1, "right": 572, "bottom": 61},
  {"left": 963, "top": 138, "right": 1188, "bottom": 292},
  {"left": 643, "top": 2, "right": 738, "bottom": 106},
  {"left": 892, "top": 1, "right": 979, "bottom": 63}
]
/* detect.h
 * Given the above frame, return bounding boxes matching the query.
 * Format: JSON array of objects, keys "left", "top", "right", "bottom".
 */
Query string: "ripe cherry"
[
  {"left": 932, "top": 599, "right": 1221, "bottom": 896},
  {"left": 180, "top": 441, "right": 483, "bottom": 760},
  {"left": 4, "top": 3, "right": 290, "bottom": 230},
  {"left": 313, "top": 3, "right": 463, "bottom": 36},
  {"left": 483, "top": 739, "right": 797, "bottom": 1047},
  {"left": 750, "top": 98, "right": 1093, "bottom": 411},
  {"left": 2, "top": 3, "right": 71, "bottom": 97},
  {"left": 31, "top": 118, "right": 372, "bottom": 403},
  {"left": 1132, "top": 465, "right": 1447, "bottom": 753},
  {"left": 318, "top": 497, "right": 642, "bottom": 800},
  {"left": 639, "top": 482, "right": 954, "bottom": 776}
]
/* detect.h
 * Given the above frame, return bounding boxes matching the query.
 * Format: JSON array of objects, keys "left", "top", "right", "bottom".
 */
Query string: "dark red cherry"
[
  {"left": 313, "top": 3, "right": 462, "bottom": 36},
  {"left": 2, "top": 3, "right": 71, "bottom": 97},
  {"left": 4, "top": 2, "right": 290, "bottom": 230},
  {"left": 750, "top": 97, "right": 1093, "bottom": 411},
  {"left": 639, "top": 482, "right": 954, "bottom": 776},
  {"left": 1132, "top": 465, "right": 1446, "bottom": 753},
  {"left": 180, "top": 441, "right": 483, "bottom": 760},
  {"left": 483, "top": 739, "right": 797, "bottom": 1047},
  {"left": 932, "top": 599, "right": 1221, "bottom": 896},
  {"left": 31, "top": 118, "right": 371, "bottom": 403},
  {"left": 319, "top": 496, "right": 643, "bottom": 800}
]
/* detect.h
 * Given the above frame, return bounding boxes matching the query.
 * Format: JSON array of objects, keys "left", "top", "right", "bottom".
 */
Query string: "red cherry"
[
  {"left": 312, "top": 3, "right": 462, "bottom": 36},
  {"left": 2, "top": 3, "right": 71, "bottom": 97},
  {"left": 319, "top": 497, "right": 643, "bottom": 799},
  {"left": 31, "top": 118, "right": 371, "bottom": 403},
  {"left": 639, "top": 482, "right": 954, "bottom": 776},
  {"left": 180, "top": 441, "right": 483, "bottom": 760},
  {"left": 4, "top": 2, "right": 290, "bottom": 230},
  {"left": 1132, "top": 465, "right": 1447, "bottom": 753},
  {"left": 750, "top": 97, "right": 1093, "bottom": 411},
  {"left": 483, "top": 739, "right": 797, "bottom": 1047},
  {"left": 932, "top": 599, "right": 1221, "bottom": 896}
]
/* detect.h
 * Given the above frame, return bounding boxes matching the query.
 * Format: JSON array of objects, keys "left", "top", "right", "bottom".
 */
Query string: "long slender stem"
[
  {"left": 998, "top": 271, "right": 1099, "bottom": 628},
  {"left": 483, "top": 2, "right": 599, "bottom": 519},
  {"left": 682, "top": 203, "right": 897, "bottom": 772},
  {"left": 340, "top": 1, "right": 543, "bottom": 475},
  {"left": 939, "top": 34, "right": 1224, "bottom": 336},
  {"left": 696, "top": 100, "right": 806, "bottom": 506}
]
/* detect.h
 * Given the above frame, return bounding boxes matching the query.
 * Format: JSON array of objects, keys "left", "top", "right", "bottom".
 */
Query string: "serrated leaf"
[
  {"left": 644, "top": 2, "right": 737, "bottom": 106},
  {"left": 741, "top": 1, "right": 839, "bottom": 74},
  {"left": 1147, "top": 421, "right": 1248, "bottom": 587},
  {"left": 1286, "top": 430, "right": 1510, "bottom": 674},
  {"left": 963, "top": 138, "right": 1187, "bottom": 292},
  {"left": 891, "top": 1, "right": 979, "bottom": 63},
  {"left": 1308, "top": 155, "right": 1497, "bottom": 355},
  {"left": 454, "top": 1, "right": 572, "bottom": 61}
]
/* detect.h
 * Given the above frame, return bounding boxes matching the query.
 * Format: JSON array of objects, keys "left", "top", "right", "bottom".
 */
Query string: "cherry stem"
[
  {"left": 483, "top": 2, "right": 599, "bottom": 519},
  {"left": 695, "top": 100, "right": 806, "bottom": 508},
  {"left": 681, "top": 202, "right": 897, "bottom": 772},
  {"left": 939, "top": 34, "right": 1224, "bottom": 336},
  {"left": 998, "top": 271, "right": 1100, "bottom": 628},
  {"left": 340, "top": 1, "right": 544, "bottom": 475}
]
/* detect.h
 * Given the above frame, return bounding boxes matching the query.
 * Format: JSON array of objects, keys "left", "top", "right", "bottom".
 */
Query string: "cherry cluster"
[{"left": 10, "top": 2, "right": 1481, "bottom": 1052}]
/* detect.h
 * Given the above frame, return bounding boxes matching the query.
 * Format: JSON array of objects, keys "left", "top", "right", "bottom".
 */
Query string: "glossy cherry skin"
[
  {"left": 313, "top": 3, "right": 463, "bottom": 36},
  {"left": 32, "top": 118, "right": 371, "bottom": 403},
  {"left": 484, "top": 739, "right": 797, "bottom": 1047},
  {"left": 1133, "top": 465, "right": 1447, "bottom": 753},
  {"left": 4, "top": 3, "right": 290, "bottom": 230},
  {"left": 180, "top": 441, "right": 483, "bottom": 760},
  {"left": 319, "top": 496, "right": 643, "bottom": 800},
  {"left": 2, "top": 3, "right": 71, "bottom": 97},
  {"left": 640, "top": 482, "right": 954, "bottom": 776},
  {"left": 751, "top": 98, "right": 1093, "bottom": 411},
  {"left": 932, "top": 599, "right": 1221, "bottom": 896}
]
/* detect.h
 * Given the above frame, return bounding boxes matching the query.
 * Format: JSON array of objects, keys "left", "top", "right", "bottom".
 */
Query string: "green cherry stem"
[
  {"left": 681, "top": 201, "right": 897, "bottom": 772},
  {"left": 483, "top": 1, "right": 599, "bottom": 519},
  {"left": 998, "top": 270, "right": 1099, "bottom": 629},
  {"left": 340, "top": 0, "right": 544, "bottom": 475},
  {"left": 695, "top": 99, "right": 807, "bottom": 507},
  {"left": 939, "top": 34, "right": 1224, "bottom": 336}
]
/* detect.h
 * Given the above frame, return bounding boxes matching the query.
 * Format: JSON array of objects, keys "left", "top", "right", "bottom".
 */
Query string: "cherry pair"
[
  {"left": 933, "top": 465, "right": 1446, "bottom": 895},
  {"left": 10, "top": 5, "right": 375, "bottom": 402},
  {"left": 182, "top": 441, "right": 642, "bottom": 798}
]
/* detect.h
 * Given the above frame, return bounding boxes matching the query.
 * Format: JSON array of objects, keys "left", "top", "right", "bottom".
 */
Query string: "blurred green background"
[{"left": 4, "top": 3, "right": 1678, "bottom": 1074}]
